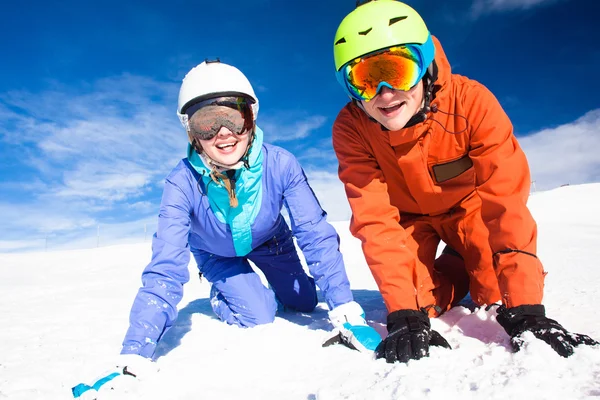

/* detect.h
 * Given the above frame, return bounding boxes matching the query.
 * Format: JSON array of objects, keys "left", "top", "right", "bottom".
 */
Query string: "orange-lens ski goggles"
[
  {"left": 186, "top": 96, "right": 253, "bottom": 141},
  {"left": 343, "top": 46, "right": 424, "bottom": 102}
]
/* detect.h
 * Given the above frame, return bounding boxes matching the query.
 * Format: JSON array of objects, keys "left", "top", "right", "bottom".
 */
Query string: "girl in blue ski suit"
[{"left": 119, "top": 60, "right": 382, "bottom": 360}]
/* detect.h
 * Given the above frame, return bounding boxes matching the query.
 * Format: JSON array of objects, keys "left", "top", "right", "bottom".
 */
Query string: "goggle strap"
[{"left": 177, "top": 111, "right": 190, "bottom": 131}]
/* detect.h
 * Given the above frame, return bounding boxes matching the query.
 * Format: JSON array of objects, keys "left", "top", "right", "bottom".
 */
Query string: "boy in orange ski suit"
[{"left": 332, "top": 0, "right": 598, "bottom": 363}]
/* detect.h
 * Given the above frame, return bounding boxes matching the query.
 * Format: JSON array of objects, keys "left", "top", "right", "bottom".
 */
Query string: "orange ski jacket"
[{"left": 332, "top": 37, "right": 545, "bottom": 312}]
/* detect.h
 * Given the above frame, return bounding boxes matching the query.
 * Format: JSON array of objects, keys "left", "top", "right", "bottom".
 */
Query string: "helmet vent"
[
  {"left": 335, "top": 37, "right": 347, "bottom": 45},
  {"left": 389, "top": 16, "right": 407, "bottom": 26},
  {"left": 358, "top": 27, "right": 372, "bottom": 36}
]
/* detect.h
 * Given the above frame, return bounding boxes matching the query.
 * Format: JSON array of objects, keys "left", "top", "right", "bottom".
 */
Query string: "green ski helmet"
[{"left": 333, "top": 0, "right": 435, "bottom": 100}]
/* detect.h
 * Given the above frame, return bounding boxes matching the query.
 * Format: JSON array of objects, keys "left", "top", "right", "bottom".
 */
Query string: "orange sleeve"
[
  {"left": 332, "top": 106, "right": 418, "bottom": 312},
  {"left": 464, "top": 83, "right": 545, "bottom": 307}
]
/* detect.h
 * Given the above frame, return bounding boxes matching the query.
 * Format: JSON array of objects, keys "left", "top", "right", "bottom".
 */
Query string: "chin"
[
  {"left": 216, "top": 157, "right": 239, "bottom": 165},
  {"left": 217, "top": 152, "right": 246, "bottom": 165},
  {"left": 379, "top": 116, "right": 411, "bottom": 131}
]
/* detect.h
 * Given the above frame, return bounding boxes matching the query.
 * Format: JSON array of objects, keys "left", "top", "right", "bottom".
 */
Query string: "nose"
[
  {"left": 216, "top": 126, "right": 234, "bottom": 137},
  {"left": 377, "top": 85, "right": 396, "bottom": 98}
]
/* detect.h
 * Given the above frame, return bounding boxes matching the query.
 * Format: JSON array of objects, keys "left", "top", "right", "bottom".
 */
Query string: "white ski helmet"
[{"left": 177, "top": 60, "right": 259, "bottom": 130}]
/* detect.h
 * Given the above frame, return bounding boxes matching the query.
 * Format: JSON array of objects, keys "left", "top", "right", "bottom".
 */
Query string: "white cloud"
[
  {"left": 259, "top": 114, "right": 327, "bottom": 142},
  {"left": 0, "top": 198, "right": 158, "bottom": 252},
  {"left": 127, "top": 201, "right": 155, "bottom": 212},
  {"left": 520, "top": 109, "right": 600, "bottom": 191},
  {"left": 0, "top": 239, "right": 46, "bottom": 252},
  {"left": 56, "top": 171, "right": 150, "bottom": 201},
  {"left": 471, "top": 0, "right": 560, "bottom": 17},
  {"left": 0, "top": 203, "right": 97, "bottom": 234},
  {"left": 305, "top": 170, "right": 351, "bottom": 222},
  {"left": 295, "top": 138, "right": 337, "bottom": 164},
  {"left": 45, "top": 216, "right": 158, "bottom": 252},
  {"left": 0, "top": 75, "right": 182, "bottom": 248}
]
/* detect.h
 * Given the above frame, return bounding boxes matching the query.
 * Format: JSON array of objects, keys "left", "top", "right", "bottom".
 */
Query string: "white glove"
[
  {"left": 324, "top": 301, "right": 382, "bottom": 352},
  {"left": 72, "top": 354, "right": 159, "bottom": 399}
]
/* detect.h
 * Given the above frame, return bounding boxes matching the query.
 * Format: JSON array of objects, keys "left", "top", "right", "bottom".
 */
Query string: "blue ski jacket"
[{"left": 122, "top": 127, "right": 353, "bottom": 357}]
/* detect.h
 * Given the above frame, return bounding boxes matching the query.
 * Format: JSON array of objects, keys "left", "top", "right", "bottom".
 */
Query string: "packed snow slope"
[{"left": 1, "top": 183, "right": 599, "bottom": 399}]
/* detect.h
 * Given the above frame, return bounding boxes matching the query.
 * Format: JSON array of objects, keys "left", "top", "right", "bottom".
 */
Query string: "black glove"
[
  {"left": 496, "top": 304, "right": 599, "bottom": 357},
  {"left": 375, "top": 309, "right": 451, "bottom": 363}
]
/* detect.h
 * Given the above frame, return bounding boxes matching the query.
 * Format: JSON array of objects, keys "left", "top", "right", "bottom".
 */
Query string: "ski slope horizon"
[{"left": 1, "top": 183, "right": 600, "bottom": 399}]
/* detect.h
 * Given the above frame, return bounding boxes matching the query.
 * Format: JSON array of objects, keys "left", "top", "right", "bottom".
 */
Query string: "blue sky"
[{"left": 1, "top": 0, "right": 599, "bottom": 252}]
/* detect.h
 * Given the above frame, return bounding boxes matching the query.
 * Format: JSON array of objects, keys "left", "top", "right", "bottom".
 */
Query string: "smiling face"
[
  {"left": 360, "top": 81, "right": 425, "bottom": 131},
  {"left": 197, "top": 126, "right": 251, "bottom": 166}
]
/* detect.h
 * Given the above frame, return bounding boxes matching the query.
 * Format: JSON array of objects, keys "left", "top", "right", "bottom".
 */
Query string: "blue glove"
[
  {"left": 72, "top": 354, "right": 158, "bottom": 399},
  {"left": 323, "top": 301, "right": 382, "bottom": 352}
]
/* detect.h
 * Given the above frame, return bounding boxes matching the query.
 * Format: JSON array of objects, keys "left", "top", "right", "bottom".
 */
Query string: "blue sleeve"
[
  {"left": 282, "top": 154, "right": 353, "bottom": 310},
  {"left": 121, "top": 177, "right": 192, "bottom": 358}
]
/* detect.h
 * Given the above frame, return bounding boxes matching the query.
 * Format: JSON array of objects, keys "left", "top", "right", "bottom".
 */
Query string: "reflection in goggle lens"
[
  {"left": 346, "top": 46, "right": 422, "bottom": 101},
  {"left": 187, "top": 97, "right": 253, "bottom": 141}
]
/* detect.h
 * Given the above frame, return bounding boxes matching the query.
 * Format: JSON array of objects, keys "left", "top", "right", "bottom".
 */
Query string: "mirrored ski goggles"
[
  {"left": 186, "top": 96, "right": 253, "bottom": 141},
  {"left": 340, "top": 45, "right": 424, "bottom": 102}
]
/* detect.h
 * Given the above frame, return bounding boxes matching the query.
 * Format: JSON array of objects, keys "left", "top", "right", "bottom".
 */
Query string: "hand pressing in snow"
[
  {"left": 375, "top": 309, "right": 451, "bottom": 363},
  {"left": 496, "top": 304, "right": 599, "bottom": 357},
  {"left": 71, "top": 354, "right": 158, "bottom": 399},
  {"left": 323, "top": 301, "right": 382, "bottom": 352}
]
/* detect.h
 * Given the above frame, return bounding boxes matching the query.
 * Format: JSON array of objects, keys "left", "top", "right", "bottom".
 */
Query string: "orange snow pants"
[{"left": 402, "top": 192, "right": 502, "bottom": 318}]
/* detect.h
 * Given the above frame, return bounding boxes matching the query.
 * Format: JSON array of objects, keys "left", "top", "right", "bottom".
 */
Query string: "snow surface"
[{"left": 1, "top": 183, "right": 600, "bottom": 400}]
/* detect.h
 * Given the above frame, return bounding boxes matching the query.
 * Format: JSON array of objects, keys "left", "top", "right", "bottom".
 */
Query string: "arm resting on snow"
[
  {"left": 121, "top": 178, "right": 193, "bottom": 358},
  {"left": 332, "top": 109, "right": 419, "bottom": 312},
  {"left": 282, "top": 153, "right": 352, "bottom": 310}
]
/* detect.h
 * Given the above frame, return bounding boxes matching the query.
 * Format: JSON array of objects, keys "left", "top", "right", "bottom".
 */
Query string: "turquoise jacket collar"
[{"left": 186, "top": 127, "right": 265, "bottom": 256}]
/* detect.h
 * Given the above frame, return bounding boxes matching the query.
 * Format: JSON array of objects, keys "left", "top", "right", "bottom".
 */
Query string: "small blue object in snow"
[{"left": 72, "top": 371, "right": 121, "bottom": 398}]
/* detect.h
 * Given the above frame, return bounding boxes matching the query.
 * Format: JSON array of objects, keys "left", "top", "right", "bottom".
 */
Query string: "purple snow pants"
[{"left": 191, "top": 222, "right": 318, "bottom": 327}]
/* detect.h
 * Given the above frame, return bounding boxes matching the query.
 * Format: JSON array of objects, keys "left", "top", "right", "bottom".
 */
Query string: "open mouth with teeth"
[
  {"left": 215, "top": 141, "right": 239, "bottom": 152},
  {"left": 379, "top": 101, "right": 407, "bottom": 116}
]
